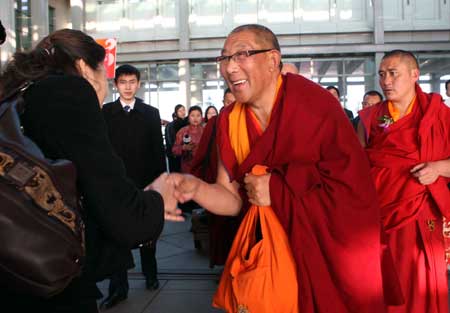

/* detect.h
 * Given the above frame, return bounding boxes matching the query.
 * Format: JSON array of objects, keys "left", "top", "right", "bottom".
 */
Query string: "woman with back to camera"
[{"left": 0, "top": 29, "right": 182, "bottom": 313}]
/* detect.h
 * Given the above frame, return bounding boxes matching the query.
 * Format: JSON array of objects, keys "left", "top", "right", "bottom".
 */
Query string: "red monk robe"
[
  {"left": 190, "top": 117, "right": 240, "bottom": 267},
  {"left": 217, "top": 73, "right": 396, "bottom": 313},
  {"left": 360, "top": 84, "right": 450, "bottom": 313}
]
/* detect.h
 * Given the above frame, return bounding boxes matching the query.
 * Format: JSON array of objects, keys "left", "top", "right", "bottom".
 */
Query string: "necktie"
[{"left": 124, "top": 105, "right": 131, "bottom": 113}]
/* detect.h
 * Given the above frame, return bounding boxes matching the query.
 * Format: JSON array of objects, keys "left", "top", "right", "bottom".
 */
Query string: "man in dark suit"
[
  {"left": 101, "top": 64, "right": 166, "bottom": 309},
  {"left": 326, "top": 85, "right": 354, "bottom": 121}
]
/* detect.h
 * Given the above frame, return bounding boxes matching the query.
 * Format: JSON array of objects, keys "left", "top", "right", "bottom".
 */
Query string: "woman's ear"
[{"left": 76, "top": 59, "right": 89, "bottom": 79}]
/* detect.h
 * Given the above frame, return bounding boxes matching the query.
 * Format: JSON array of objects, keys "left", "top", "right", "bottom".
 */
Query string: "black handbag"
[{"left": 0, "top": 83, "right": 85, "bottom": 298}]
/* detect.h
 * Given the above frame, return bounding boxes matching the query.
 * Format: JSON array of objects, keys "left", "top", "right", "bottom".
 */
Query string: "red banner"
[{"left": 95, "top": 38, "right": 117, "bottom": 79}]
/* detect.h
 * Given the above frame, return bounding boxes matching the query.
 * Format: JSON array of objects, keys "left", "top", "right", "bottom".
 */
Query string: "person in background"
[
  {"left": 281, "top": 62, "right": 299, "bottom": 75},
  {"left": 190, "top": 88, "right": 238, "bottom": 268},
  {"left": 445, "top": 79, "right": 450, "bottom": 107},
  {"left": 204, "top": 105, "right": 218, "bottom": 124},
  {"left": 222, "top": 88, "right": 236, "bottom": 108},
  {"left": 172, "top": 106, "right": 204, "bottom": 174},
  {"left": 101, "top": 64, "right": 166, "bottom": 309},
  {"left": 358, "top": 49, "right": 450, "bottom": 313},
  {"left": 165, "top": 104, "right": 188, "bottom": 172},
  {"left": 172, "top": 23, "right": 398, "bottom": 312},
  {"left": 0, "top": 28, "right": 182, "bottom": 313},
  {"left": 354, "top": 90, "right": 383, "bottom": 131},
  {"left": 326, "top": 85, "right": 354, "bottom": 121},
  {"left": 0, "top": 20, "right": 6, "bottom": 45}
]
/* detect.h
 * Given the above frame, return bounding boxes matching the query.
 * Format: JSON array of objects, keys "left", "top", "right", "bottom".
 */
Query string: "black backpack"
[{"left": 0, "top": 83, "right": 85, "bottom": 298}]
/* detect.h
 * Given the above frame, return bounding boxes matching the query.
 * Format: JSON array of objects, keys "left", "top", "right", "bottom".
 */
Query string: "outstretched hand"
[
  {"left": 145, "top": 173, "right": 184, "bottom": 222},
  {"left": 170, "top": 173, "right": 201, "bottom": 203}
]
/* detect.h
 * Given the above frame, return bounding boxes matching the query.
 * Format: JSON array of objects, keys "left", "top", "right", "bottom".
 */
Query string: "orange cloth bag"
[{"left": 212, "top": 165, "right": 299, "bottom": 313}]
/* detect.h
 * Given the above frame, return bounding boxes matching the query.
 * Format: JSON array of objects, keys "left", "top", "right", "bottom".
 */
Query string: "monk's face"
[
  {"left": 219, "top": 30, "right": 280, "bottom": 105},
  {"left": 378, "top": 56, "right": 419, "bottom": 104}
]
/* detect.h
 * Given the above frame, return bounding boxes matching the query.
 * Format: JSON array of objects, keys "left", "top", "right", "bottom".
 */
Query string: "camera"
[{"left": 183, "top": 134, "right": 191, "bottom": 145}]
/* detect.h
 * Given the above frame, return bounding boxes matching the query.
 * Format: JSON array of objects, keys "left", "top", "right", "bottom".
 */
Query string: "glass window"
[
  {"left": 189, "top": 0, "right": 224, "bottom": 26},
  {"left": 86, "top": 0, "right": 123, "bottom": 32},
  {"left": 300, "top": 0, "right": 330, "bottom": 22},
  {"left": 127, "top": 0, "right": 176, "bottom": 30},
  {"left": 259, "top": 0, "right": 294, "bottom": 24},
  {"left": 417, "top": 54, "right": 450, "bottom": 97},
  {"left": 233, "top": 0, "right": 258, "bottom": 24},
  {"left": 15, "top": 0, "right": 32, "bottom": 51},
  {"left": 190, "top": 62, "right": 223, "bottom": 111},
  {"left": 48, "top": 6, "right": 56, "bottom": 33},
  {"left": 296, "top": 56, "right": 376, "bottom": 115},
  {"left": 157, "top": 64, "right": 179, "bottom": 81}
]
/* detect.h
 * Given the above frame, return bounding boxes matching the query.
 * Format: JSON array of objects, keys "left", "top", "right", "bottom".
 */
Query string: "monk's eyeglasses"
[{"left": 216, "top": 49, "right": 274, "bottom": 64}]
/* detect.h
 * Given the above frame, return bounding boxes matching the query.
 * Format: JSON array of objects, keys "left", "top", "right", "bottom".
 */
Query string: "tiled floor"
[{"left": 96, "top": 214, "right": 223, "bottom": 313}]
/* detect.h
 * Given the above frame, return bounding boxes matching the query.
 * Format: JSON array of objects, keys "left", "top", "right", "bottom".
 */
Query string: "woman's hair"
[
  {"left": 204, "top": 105, "right": 218, "bottom": 123},
  {"left": 174, "top": 104, "right": 185, "bottom": 119},
  {"left": 0, "top": 28, "right": 105, "bottom": 98}
]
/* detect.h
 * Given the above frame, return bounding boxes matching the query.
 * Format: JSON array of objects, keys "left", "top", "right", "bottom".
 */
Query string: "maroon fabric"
[
  {"left": 190, "top": 117, "right": 240, "bottom": 267},
  {"left": 216, "top": 73, "right": 393, "bottom": 313},
  {"left": 360, "top": 85, "right": 450, "bottom": 313}
]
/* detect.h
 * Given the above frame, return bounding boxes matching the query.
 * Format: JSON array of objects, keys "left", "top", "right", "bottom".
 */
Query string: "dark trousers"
[{"left": 108, "top": 243, "right": 157, "bottom": 296}]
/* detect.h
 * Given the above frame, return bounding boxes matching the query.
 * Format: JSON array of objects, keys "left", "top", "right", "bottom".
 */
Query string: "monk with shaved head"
[
  {"left": 359, "top": 49, "right": 450, "bottom": 313},
  {"left": 172, "top": 24, "right": 398, "bottom": 312}
]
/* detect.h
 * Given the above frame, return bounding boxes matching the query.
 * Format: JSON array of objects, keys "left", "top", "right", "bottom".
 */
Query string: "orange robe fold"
[
  {"left": 360, "top": 84, "right": 450, "bottom": 313},
  {"left": 217, "top": 73, "right": 396, "bottom": 312}
]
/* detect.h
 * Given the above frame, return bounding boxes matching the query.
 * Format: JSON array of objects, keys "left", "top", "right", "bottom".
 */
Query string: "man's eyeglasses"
[{"left": 216, "top": 49, "right": 273, "bottom": 64}]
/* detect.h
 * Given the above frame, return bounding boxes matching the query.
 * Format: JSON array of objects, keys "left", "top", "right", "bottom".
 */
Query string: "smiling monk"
[
  {"left": 359, "top": 50, "right": 450, "bottom": 313},
  {"left": 172, "top": 24, "right": 398, "bottom": 312}
]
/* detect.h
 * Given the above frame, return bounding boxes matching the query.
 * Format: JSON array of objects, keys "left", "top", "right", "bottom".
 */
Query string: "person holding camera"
[{"left": 172, "top": 106, "right": 204, "bottom": 173}]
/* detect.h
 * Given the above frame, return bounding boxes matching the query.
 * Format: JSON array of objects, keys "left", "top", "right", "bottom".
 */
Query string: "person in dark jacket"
[
  {"left": 101, "top": 64, "right": 166, "bottom": 309},
  {"left": 326, "top": 85, "right": 354, "bottom": 121},
  {"left": 164, "top": 104, "right": 188, "bottom": 172},
  {"left": 0, "top": 29, "right": 182, "bottom": 313},
  {"left": 0, "top": 20, "right": 6, "bottom": 45}
]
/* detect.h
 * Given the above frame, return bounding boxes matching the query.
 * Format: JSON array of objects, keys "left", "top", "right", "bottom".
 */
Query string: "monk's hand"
[
  {"left": 144, "top": 173, "right": 185, "bottom": 222},
  {"left": 170, "top": 173, "right": 201, "bottom": 203},
  {"left": 244, "top": 172, "right": 271, "bottom": 206},
  {"left": 410, "top": 162, "right": 441, "bottom": 185}
]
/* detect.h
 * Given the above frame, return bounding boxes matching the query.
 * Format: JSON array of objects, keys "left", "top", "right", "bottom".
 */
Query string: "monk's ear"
[
  {"left": 268, "top": 50, "right": 281, "bottom": 73},
  {"left": 411, "top": 68, "right": 420, "bottom": 82}
]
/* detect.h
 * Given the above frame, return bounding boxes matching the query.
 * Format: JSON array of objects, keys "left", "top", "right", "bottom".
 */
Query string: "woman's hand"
[{"left": 145, "top": 173, "right": 184, "bottom": 222}]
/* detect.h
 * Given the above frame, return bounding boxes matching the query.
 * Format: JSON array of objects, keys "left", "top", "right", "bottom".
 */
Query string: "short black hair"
[
  {"left": 382, "top": 50, "right": 419, "bottom": 69},
  {"left": 188, "top": 105, "right": 202, "bottom": 116},
  {"left": 114, "top": 64, "right": 140, "bottom": 83},
  {"left": 363, "top": 90, "right": 383, "bottom": 101},
  {"left": 445, "top": 79, "right": 450, "bottom": 91},
  {"left": 224, "top": 88, "right": 232, "bottom": 97},
  {"left": 326, "top": 86, "right": 340, "bottom": 98}
]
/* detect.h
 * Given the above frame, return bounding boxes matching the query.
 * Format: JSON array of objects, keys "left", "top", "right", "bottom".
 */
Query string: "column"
[
  {"left": 70, "top": 0, "right": 84, "bottom": 30},
  {"left": 178, "top": 0, "right": 190, "bottom": 51},
  {"left": 30, "top": 0, "right": 49, "bottom": 46},
  {"left": 179, "top": 59, "right": 191, "bottom": 108}
]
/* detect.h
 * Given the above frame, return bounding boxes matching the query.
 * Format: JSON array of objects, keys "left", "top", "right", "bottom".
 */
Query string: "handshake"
[{"left": 144, "top": 172, "right": 200, "bottom": 222}]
